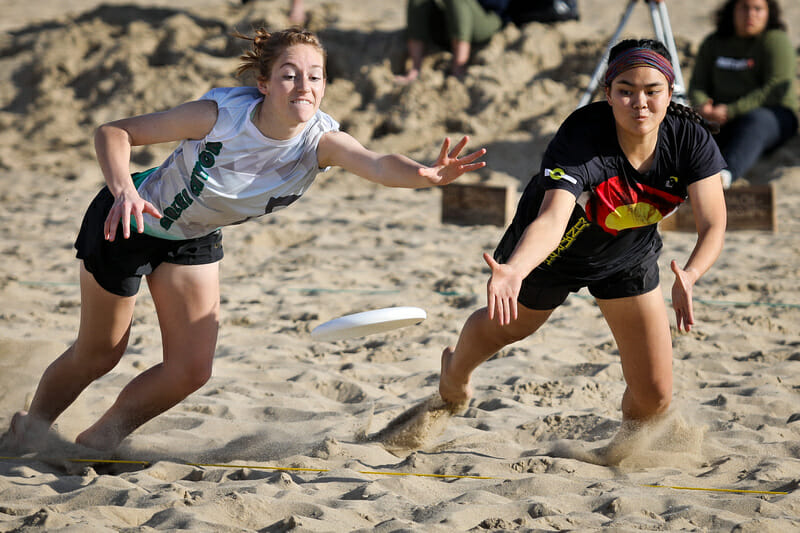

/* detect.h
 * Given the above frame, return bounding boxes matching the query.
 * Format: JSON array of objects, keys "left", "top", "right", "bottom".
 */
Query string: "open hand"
[
  {"left": 417, "top": 136, "right": 486, "bottom": 186},
  {"left": 484, "top": 252, "right": 524, "bottom": 326},
  {"left": 670, "top": 259, "right": 697, "bottom": 332},
  {"left": 104, "top": 188, "right": 162, "bottom": 241}
]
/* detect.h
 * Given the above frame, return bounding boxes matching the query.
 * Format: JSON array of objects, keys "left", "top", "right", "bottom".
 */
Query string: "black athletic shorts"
[
  {"left": 74, "top": 187, "right": 224, "bottom": 297},
  {"left": 514, "top": 248, "right": 661, "bottom": 310}
]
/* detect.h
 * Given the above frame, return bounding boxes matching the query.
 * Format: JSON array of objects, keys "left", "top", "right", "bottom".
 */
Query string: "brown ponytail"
[{"left": 235, "top": 27, "right": 327, "bottom": 80}]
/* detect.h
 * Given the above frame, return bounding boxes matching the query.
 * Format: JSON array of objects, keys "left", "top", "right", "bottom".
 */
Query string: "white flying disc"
[{"left": 311, "top": 306, "right": 427, "bottom": 342}]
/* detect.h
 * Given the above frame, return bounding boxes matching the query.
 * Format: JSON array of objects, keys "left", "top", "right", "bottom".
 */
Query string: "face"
[
  {"left": 258, "top": 44, "right": 326, "bottom": 131},
  {"left": 605, "top": 66, "right": 673, "bottom": 141},
  {"left": 734, "top": 0, "right": 769, "bottom": 38}
]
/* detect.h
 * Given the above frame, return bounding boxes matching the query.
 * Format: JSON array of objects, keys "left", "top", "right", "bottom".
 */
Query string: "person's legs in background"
[
  {"left": 441, "top": 0, "right": 503, "bottom": 77},
  {"left": 716, "top": 106, "right": 799, "bottom": 186}
]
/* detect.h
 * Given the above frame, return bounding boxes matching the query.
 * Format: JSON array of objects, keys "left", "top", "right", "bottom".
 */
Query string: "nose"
[
  {"left": 632, "top": 91, "right": 647, "bottom": 109},
  {"left": 295, "top": 76, "right": 311, "bottom": 92}
]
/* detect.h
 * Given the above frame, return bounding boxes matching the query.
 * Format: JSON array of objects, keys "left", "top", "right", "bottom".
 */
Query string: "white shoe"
[{"left": 720, "top": 169, "right": 732, "bottom": 189}]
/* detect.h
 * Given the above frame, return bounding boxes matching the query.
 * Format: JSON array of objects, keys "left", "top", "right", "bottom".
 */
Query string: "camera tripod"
[{"left": 577, "top": 0, "right": 687, "bottom": 108}]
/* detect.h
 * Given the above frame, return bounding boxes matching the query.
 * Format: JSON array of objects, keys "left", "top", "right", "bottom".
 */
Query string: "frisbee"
[{"left": 311, "top": 306, "right": 427, "bottom": 342}]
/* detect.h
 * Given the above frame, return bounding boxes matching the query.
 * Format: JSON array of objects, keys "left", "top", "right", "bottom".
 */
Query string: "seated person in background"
[
  {"left": 689, "top": 0, "right": 798, "bottom": 188},
  {"left": 396, "top": 0, "right": 513, "bottom": 82}
]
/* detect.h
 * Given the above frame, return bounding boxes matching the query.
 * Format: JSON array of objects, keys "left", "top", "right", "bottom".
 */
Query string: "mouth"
[{"left": 291, "top": 98, "right": 313, "bottom": 105}]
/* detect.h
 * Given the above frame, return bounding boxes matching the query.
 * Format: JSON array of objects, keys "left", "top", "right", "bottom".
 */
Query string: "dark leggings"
[{"left": 716, "top": 106, "right": 798, "bottom": 180}]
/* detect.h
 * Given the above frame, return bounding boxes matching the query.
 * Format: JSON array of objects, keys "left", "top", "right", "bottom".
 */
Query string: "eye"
[{"left": 283, "top": 74, "right": 296, "bottom": 81}]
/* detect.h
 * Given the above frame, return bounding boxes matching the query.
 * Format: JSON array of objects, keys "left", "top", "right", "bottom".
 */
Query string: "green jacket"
[{"left": 689, "top": 29, "right": 798, "bottom": 118}]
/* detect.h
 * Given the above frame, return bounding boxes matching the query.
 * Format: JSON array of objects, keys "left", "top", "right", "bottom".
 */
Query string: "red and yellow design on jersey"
[{"left": 580, "top": 175, "right": 683, "bottom": 236}]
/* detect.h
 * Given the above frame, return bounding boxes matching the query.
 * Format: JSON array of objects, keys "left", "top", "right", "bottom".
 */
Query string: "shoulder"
[
  {"left": 552, "top": 102, "right": 613, "bottom": 147},
  {"left": 761, "top": 29, "right": 793, "bottom": 49},
  {"left": 199, "top": 86, "right": 262, "bottom": 109},
  {"left": 309, "top": 109, "right": 340, "bottom": 133},
  {"left": 662, "top": 110, "right": 711, "bottom": 141},
  {"left": 560, "top": 102, "right": 610, "bottom": 132}
]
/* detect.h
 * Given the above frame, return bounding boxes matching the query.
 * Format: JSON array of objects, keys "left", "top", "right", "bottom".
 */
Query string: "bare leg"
[
  {"left": 7, "top": 264, "right": 136, "bottom": 451},
  {"left": 288, "top": 0, "right": 306, "bottom": 25},
  {"left": 596, "top": 287, "right": 673, "bottom": 421},
  {"left": 395, "top": 39, "right": 425, "bottom": 84},
  {"left": 76, "top": 262, "right": 220, "bottom": 450},
  {"left": 449, "top": 39, "right": 471, "bottom": 78},
  {"left": 440, "top": 304, "right": 553, "bottom": 404}
]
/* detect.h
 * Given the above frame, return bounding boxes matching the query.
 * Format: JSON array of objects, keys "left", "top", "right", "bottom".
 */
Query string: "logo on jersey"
[
  {"left": 579, "top": 175, "right": 683, "bottom": 236},
  {"left": 715, "top": 56, "right": 755, "bottom": 72},
  {"left": 665, "top": 175, "right": 679, "bottom": 189},
  {"left": 545, "top": 167, "right": 578, "bottom": 185}
]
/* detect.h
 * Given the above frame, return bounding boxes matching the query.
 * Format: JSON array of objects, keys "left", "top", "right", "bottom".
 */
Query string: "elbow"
[{"left": 94, "top": 122, "right": 131, "bottom": 146}]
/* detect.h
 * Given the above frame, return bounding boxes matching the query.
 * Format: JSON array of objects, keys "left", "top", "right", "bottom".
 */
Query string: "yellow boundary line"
[
  {"left": 642, "top": 484, "right": 788, "bottom": 495},
  {"left": 0, "top": 456, "right": 493, "bottom": 480},
  {"left": 1, "top": 456, "right": 792, "bottom": 491}
]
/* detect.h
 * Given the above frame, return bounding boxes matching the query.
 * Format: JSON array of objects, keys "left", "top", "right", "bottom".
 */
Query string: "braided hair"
[{"left": 607, "top": 39, "right": 719, "bottom": 134}]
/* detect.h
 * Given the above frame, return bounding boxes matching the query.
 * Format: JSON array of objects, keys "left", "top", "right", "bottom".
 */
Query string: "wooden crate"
[
  {"left": 441, "top": 183, "right": 516, "bottom": 227},
  {"left": 659, "top": 184, "right": 776, "bottom": 233}
]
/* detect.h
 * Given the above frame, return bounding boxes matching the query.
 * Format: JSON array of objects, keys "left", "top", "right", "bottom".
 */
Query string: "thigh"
[
  {"left": 147, "top": 262, "right": 221, "bottom": 368},
  {"left": 442, "top": 0, "right": 502, "bottom": 43},
  {"left": 596, "top": 288, "right": 673, "bottom": 394},
  {"left": 75, "top": 262, "right": 137, "bottom": 356}
]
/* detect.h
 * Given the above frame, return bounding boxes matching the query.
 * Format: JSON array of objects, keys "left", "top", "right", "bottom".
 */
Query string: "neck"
[
  {"left": 252, "top": 100, "right": 305, "bottom": 140},
  {"left": 616, "top": 127, "right": 659, "bottom": 173}
]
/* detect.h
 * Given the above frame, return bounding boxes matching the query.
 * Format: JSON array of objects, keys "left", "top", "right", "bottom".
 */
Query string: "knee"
[
  {"left": 468, "top": 308, "right": 532, "bottom": 346},
  {"left": 72, "top": 337, "right": 129, "bottom": 379},
  {"left": 173, "top": 360, "right": 213, "bottom": 394}
]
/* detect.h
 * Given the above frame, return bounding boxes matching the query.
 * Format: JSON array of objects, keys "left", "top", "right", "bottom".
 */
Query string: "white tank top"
[{"left": 134, "top": 86, "right": 339, "bottom": 240}]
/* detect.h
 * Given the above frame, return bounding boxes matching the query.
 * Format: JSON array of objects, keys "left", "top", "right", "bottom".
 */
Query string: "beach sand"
[{"left": 1, "top": 0, "right": 799, "bottom": 530}]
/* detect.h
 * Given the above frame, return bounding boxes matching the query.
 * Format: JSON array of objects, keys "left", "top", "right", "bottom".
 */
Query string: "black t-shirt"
[{"left": 495, "top": 101, "right": 726, "bottom": 281}]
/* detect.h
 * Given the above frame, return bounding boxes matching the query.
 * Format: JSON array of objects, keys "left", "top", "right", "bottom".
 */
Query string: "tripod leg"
[
  {"left": 577, "top": 0, "right": 638, "bottom": 108},
  {"left": 648, "top": 2, "right": 666, "bottom": 44},
  {"left": 650, "top": 1, "right": 688, "bottom": 103}
]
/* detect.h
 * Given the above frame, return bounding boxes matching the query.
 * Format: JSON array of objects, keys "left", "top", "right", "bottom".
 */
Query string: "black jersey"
[{"left": 495, "top": 101, "right": 726, "bottom": 282}]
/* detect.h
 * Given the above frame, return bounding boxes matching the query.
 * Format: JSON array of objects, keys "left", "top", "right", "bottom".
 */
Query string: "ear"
[
  {"left": 256, "top": 76, "right": 269, "bottom": 96},
  {"left": 604, "top": 85, "right": 612, "bottom": 104}
]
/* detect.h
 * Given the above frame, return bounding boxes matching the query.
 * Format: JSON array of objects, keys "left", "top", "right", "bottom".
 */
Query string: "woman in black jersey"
[{"left": 439, "top": 39, "right": 727, "bottom": 430}]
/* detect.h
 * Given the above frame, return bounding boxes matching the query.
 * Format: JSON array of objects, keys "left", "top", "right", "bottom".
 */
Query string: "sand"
[{"left": 1, "top": 0, "right": 799, "bottom": 530}]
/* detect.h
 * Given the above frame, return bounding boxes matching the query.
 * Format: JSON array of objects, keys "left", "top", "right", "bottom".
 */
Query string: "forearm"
[
  {"left": 94, "top": 123, "right": 136, "bottom": 196},
  {"left": 368, "top": 153, "right": 431, "bottom": 188},
  {"left": 506, "top": 217, "right": 566, "bottom": 277},
  {"left": 682, "top": 221, "right": 725, "bottom": 284}
]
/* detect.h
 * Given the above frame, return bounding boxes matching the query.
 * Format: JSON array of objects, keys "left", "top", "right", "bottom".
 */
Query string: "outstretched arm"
[
  {"left": 485, "top": 188, "right": 576, "bottom": 325},
  {"left": 317, "top": 131, "right": 486, "bottom": 188},
  {"left": 95, "top": 100, "right": 218, "bottom": 241},
  {"left": 670, "top": 174, "right": 726, "bottom": 332}
]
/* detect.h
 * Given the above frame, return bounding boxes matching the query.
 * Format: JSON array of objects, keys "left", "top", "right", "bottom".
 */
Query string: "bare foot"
[
  {"left": 439, "top": 347, "right": 472, "bottom": 405},
  {"left": 448, "top": 63, "right": 467, "bottom": 80},
  {"left": 0, "top": 411, "right": 52, "bottom": 453},
  {"left": 76, "top": 426, "right": 125, "bottom": 452},
  {"left": 394, "top": 68, "right": 420, "bottom": 85}
]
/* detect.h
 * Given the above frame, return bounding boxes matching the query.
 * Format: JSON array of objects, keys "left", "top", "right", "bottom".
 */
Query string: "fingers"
[
  {"left": 437, "top": 137, "right": 451, "bottom": 163},
  {"left": 447, "top": 136, "right": 469, "bottom": 159},
  {"left": 104, "top": 205, "right": 123, "bottom": 241},
  {"left": 458, "top": 161, "right": 487, "bottom": 174},
  {"left": 670, "top": 259, "right": 681, "bottom": 277},
  {"left": 458, "top": 147, "right": 487, "bottom": 165}
]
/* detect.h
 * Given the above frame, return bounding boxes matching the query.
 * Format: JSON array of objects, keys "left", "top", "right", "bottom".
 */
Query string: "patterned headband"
[{"left": 604, "top": 47, "right": 675, "bottom": 87}]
